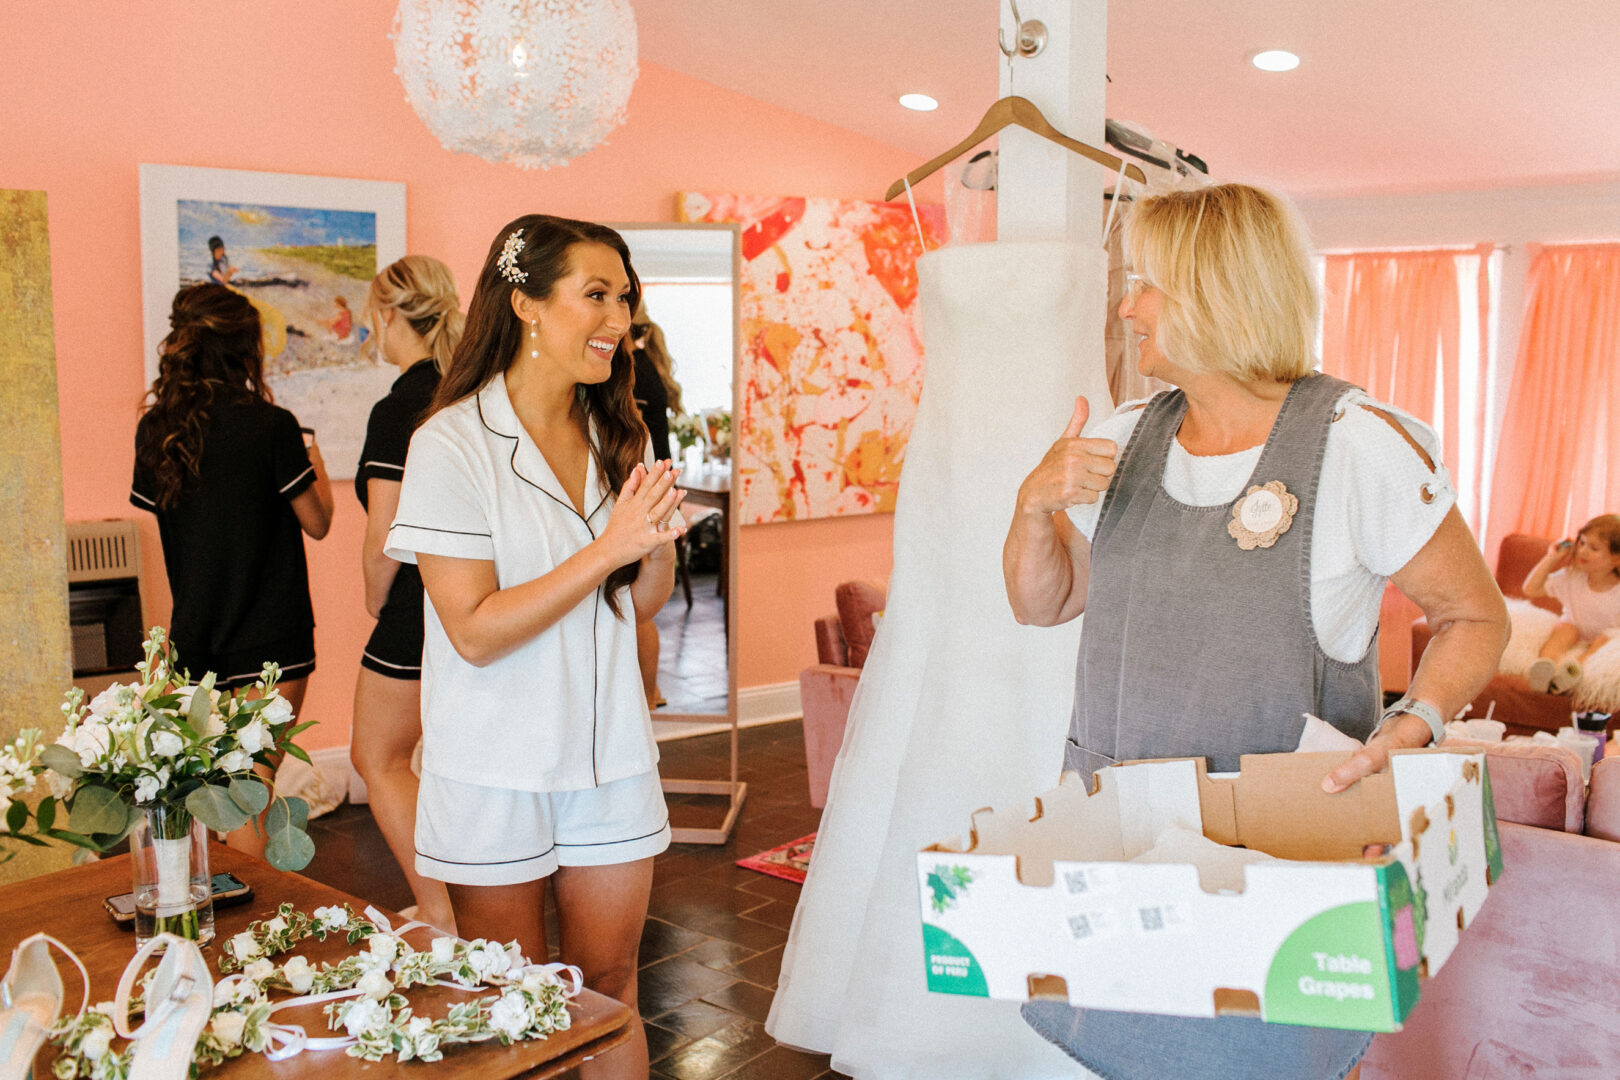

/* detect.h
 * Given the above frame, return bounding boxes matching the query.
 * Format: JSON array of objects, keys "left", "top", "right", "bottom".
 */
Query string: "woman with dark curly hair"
[
  {"left": 387, "top": 215, "right": 686, "bottom": 1080},
  {"left": 131, "top": 282, "right": 334, "bottom": 759}
]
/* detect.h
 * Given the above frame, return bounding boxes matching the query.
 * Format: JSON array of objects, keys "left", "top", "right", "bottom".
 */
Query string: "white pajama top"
[{"left": 386, "top": 372, "right": 659, "bottom": 792}]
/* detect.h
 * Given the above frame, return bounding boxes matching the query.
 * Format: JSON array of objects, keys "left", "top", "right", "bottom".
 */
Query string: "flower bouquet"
[{"left": 9, "top": 627, "right": 318, "bottom": 943}]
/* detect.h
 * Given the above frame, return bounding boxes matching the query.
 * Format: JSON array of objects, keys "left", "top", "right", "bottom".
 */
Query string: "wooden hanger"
[{"left": 884, "top": 95, "right": 1146, "bottom": 202}]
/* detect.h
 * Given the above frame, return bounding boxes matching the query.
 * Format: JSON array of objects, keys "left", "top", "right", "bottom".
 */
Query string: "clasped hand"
[
  {"left": 1016, "top": 396, "right": 1119, "bottom": 516},
  {"left": 601, "top": 460, "right": 687, "bottom": 568}
]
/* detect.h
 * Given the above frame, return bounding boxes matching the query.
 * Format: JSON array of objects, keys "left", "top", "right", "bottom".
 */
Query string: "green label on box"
[
  {"left": 922, "top": 924, "right": 988, "bottom": 996},
  {"left": 1480, "top": 760, "right": 1504, "bottom": 883},
  {"left": 1263, "top": 903, "right": 1397, "bottom": 1031}
]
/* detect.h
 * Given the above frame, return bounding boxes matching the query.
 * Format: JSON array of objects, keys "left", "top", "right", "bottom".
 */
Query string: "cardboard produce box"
[{"left": 915, "top": 748, "right": 1502, "bottom": 1033}]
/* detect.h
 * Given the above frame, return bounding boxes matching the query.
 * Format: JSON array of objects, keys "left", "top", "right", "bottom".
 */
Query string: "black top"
[
  {"left": 356, "top": 359, "right": 440, "bottom": 624},
  {"left": 632, "top": 348, "right": 671, "bottom": 460},
  {"left": 131, "top": 395, "right": 316, "bottom": 660}
]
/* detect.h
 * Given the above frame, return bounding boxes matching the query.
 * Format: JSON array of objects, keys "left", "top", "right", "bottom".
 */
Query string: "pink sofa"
[
  {"left": 799, "top": 580, "right": 885, "bottom": 808},
  {"left": 1361, "top": 747, "right": 1620, "bottom": 1076}
]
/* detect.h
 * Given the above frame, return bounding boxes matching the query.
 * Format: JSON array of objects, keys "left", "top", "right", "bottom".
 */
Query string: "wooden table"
[
  {"left": 0, "top": 846, "right": 631, "bottom": 1079},
  {"left": 677, "top": 466, "right": 731, "bottom": 604}
]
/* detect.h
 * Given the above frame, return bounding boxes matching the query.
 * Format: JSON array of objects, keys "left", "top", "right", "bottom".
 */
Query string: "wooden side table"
[{"left": 0, "top": 847, "right": 631, "bottom": 1079}]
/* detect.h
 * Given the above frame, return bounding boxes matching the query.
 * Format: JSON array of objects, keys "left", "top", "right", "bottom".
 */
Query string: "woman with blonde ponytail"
[{"left": 350, "top": 255, "right": 464, "bottom": 933}]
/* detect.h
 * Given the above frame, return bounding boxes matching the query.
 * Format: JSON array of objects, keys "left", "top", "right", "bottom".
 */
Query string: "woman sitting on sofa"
[{"left": 1523, "top": 513, "right": 1620, "bottom": 694}]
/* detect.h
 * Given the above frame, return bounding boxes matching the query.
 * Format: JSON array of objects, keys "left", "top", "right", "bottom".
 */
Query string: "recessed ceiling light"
[
  {"left": 1250, "top": 49, "right": 1300, "bottom": 72},
  {"left": 898, "top": 93, "right": 939, "bottom": 112}
]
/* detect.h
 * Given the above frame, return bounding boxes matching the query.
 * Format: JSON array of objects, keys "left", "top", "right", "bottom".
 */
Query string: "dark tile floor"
[
  {"left": 654, "top": 569, "right": 728, "bottom": 715},
  {"left": 302, "top": 718, "right": 841, "bottom": 1079}
]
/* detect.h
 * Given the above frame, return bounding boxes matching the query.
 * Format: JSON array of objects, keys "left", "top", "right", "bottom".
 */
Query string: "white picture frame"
[{"left": 139, "top": 164, "right": 407, "bottom": 480}]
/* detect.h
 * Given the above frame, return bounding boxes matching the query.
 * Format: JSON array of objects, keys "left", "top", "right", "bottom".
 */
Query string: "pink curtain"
[
  {"left": 1321, "top": 250, "right": 1463, "bottom": 479},
  {"left": 1486, "top": 243, "right": 1620, "bottom": 561}
]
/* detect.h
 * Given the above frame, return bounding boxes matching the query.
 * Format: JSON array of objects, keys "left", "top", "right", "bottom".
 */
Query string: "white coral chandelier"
[{"left": 392, "top": 0, "right": 638, "bottom": 170}]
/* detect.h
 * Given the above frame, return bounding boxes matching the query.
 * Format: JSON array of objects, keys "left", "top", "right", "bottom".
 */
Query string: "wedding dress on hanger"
[{"left": 766, "top": 163, "right": 1113, "bottom": 1080}]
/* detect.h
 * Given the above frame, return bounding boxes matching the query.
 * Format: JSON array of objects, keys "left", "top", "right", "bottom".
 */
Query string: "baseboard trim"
[{"left": 652, "top": 680, "right": 802, "bottom": 742}]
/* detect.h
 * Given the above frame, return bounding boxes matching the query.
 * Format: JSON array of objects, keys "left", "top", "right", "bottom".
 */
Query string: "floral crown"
[{"left": 497, "top": 229, "right": 528, "bottom": 284}]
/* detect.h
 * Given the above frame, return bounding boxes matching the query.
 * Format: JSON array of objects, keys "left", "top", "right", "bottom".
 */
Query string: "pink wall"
[{"left": 2, "top": 2, "right": 908, "bottom": 748}]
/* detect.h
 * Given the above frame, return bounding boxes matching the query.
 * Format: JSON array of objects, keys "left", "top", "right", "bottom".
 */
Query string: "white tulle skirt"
[{"left": 766, "top": 240, "right": 1111, "bottom": 1079}]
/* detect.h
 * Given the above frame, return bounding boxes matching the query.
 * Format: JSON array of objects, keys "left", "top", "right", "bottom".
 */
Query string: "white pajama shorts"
[{"left": 414, "top": 770, "right": 670, "bottom": 886}]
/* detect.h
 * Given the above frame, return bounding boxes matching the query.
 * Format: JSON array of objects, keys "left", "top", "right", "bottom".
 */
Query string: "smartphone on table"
[{"left": 104, "top": 872, "right": 253, "bottom": 926}]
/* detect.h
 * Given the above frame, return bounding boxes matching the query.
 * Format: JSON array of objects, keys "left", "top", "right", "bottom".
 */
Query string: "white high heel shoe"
[
  {"left": 0, "top": 933, "right": 89, "bottom": 1080},
  {"left": 113, "top": 935, "right": 213, "bottom": 1080}
]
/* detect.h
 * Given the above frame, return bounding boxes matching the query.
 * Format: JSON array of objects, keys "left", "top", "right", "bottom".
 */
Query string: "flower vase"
[{"left": 129, "top": 803, "right": 214, "bottom": 946}]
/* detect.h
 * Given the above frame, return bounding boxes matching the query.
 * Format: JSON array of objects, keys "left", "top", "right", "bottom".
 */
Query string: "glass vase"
[{"left": 129, "top": 802, "right": 214, "bottom": 946}]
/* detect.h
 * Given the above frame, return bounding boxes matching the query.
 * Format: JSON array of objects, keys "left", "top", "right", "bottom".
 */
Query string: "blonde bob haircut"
[
  {"left": 1125, "top": 183, "right": 1318, "bottom": 383},
  {"left": 366, "top": 254, "right": 465, "bottom": 375}
]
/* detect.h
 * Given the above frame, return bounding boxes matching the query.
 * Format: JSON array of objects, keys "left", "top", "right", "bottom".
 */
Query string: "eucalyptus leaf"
[
  {"left": 5, "top": 799, "right": 27, "bottom": 834},
  {"left": 35, "top": 796, "right": 55, "bottom": 832},
  {"left": 186, "top": 678, "right": 214, "bottom": 736},
  {"left": 265, "top": 797, "right": 315, "bottom": 870},
  {"left": 39, "top": 744, "right": 84, "bottom": 779},
  {"left": 264, "top": 827, "right": 315, "bottom": 872},
  {"left": 228, "top": 777, "right": 269, "bottom": 816},
  {"left": 67, "top": 785, "right": 130, "bottom": 836},
  {"left": 186, "top": 784, "right": 251, "bottom": 833}
]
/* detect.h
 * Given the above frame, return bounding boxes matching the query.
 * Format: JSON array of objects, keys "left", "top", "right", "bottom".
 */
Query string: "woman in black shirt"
[
  {"left": 629, "top": 312, "right": 683, "bottom": 708},
  {"left": 132, "top": 283, "right": 334, "bottom": 851},
  {"left": 351, "top": 255, "right": 464, "bottom": 933}
]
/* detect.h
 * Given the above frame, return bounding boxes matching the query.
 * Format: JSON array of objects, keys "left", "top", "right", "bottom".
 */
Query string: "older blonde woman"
[{"left": 1003, "top": 184, "right": 1508, "bottom": 1080}]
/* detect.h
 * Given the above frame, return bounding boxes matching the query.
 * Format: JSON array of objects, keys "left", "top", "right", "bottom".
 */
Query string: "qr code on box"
[
  {"left": 1136, "top": 904, "right": 1185, "bottom": 933},
  {"left": 1067, "top": 909, "right": 1117, "bottom": 941}
]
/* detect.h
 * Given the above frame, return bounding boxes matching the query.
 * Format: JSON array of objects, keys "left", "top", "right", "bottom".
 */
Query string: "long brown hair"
[
  {"left": 630, "top": 308, "right": 684, "bottom": 415},
  {"left": 431, "top": 215, "right": 648, "bottom": 616},
  {"left": 137, "top": 283, "right": 269, "bottom": 508}
]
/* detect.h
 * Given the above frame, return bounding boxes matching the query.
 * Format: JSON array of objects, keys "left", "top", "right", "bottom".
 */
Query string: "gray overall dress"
[{"left": 1023, "top": 373, "right": 1380, "bottom": 1080}]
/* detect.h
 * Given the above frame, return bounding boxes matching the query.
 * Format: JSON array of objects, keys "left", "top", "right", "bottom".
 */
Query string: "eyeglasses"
[{"left": 1123, "top": 271, "right": 1152, "bottom": 301}]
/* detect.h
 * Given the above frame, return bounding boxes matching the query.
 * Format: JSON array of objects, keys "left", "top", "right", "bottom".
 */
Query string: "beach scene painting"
[{"left": 141, "top": 166, "right": 406, "bottom": 479}]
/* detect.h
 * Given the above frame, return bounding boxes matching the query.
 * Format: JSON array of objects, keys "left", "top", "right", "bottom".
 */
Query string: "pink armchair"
[
  {"left": 1360, "top": 745, "right": 1620, "bottom": 1076},
  {"left": 799, "top": 580, "right": 885, "bottom": 809}
]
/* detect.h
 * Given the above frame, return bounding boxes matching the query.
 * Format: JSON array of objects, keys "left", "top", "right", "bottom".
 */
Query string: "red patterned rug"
[{"left": 736, "top": 832, "right": 816, "bottom": 884}]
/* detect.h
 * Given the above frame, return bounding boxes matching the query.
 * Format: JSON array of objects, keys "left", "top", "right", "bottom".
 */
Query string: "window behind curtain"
[{"left": 1317, "top": 246, "right": 1500, "bottom": 535}]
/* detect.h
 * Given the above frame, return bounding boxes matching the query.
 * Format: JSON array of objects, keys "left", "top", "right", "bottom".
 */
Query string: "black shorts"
[
  {"left": 178, "top": 630, "right": 316, "bottom": 691},
  {"left": 361, "top": 607, "right": 423, "bottom": 681}
]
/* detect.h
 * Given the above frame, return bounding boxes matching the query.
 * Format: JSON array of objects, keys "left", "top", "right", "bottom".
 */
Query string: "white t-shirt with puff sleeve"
[
  {"left": 386, "top": 372, "right": 658, "bottom": 793},
  {"left": 1065, "top": 388, "right": 1456, "bottom": 664}
]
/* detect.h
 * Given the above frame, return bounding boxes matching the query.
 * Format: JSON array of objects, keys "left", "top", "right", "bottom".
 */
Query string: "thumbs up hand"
[{"left": 1015, "top": 395, "right": 1120, "bottom": 516}]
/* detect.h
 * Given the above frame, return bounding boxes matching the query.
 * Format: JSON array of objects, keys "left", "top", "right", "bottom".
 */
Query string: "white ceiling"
[{"left": 634, "top": 0, "right": 1620, "bottom": 198}]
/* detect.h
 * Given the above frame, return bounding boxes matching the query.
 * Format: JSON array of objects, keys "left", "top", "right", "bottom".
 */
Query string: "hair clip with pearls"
[{"left": 497, "top": 229, "right": 528, "bottom": 284}]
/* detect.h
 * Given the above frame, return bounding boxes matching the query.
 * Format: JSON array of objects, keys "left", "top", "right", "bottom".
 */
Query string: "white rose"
[
  {"left": 229, "top": 931, "right": 263, "bottom": 962},
  {"left": 367, "top": 934, "right": 400, "bottom": 966},
  {"left": 429, "top": 936, "right": 456, "bottom": 964},
  {"left": 467, "top": 942, "right": 510, "bottom": 981},
  {"left": 342, "top": 998, "right": 390, "bottom": 1038},
  {"left": 88, "top": 685, "right": 128, "bottom": 718},
  {"left": 487, "top": 992, "right": 531, "bottom": 1038},
  {"left": 260, "top": 696, "right": 294, "bottom": 725},
  {"left": 70, "top": 722, "right": 112, "bottom": 769},
  {"left": 314, "top": 905, "right": 349, "bottom": 931},
  {"left": 210, "top": 1011, "right": 246, "bottom": 1047},
  {"left": 0, "top": 794, "right": 10, "bottom": 830},
  {"left": 79, "top": 1025, "right": 113, "bottom": 1061},
  {"left": 236, "top": 719, "right": 269, "bottom": 755},
  {"left": 264, "top": 916, "right": 288, "bottom": 935},
  {"left": 281, "top": 956, "right": 314, "bottom": 994},
  {"left": 357, "top": 969, "right": 393, "bottom": 1002},
  {"left": 149, "top": 729, "right": 184, "bottom": 758},
  {"left": 244, "top": 959, "right": 274, "bottom": 983},
  {"left": 504, "top": 942, "right": 528, "bottom": 970},
  {"left": 216, "top": 749, "right": 251, "bottom": 774}
]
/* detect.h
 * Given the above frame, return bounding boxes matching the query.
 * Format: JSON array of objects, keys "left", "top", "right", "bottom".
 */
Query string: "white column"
[{"left": 995, "top": 0, "right": 1108, "bottom": 243}]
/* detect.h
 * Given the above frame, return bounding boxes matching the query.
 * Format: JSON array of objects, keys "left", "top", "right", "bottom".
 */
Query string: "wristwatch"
[{"left": 1380, "top": 696, "right": 1446, "bottom": 746}]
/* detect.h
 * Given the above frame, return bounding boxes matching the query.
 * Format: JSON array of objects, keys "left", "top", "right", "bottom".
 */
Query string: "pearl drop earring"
[{"left": 529, "top": 320, "right": 538, "bottom": 359}]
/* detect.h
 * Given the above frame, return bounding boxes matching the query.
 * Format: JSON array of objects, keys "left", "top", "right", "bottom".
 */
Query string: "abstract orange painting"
[{"left": 678, "top": 192, "right": 945, "bottom": 523}]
